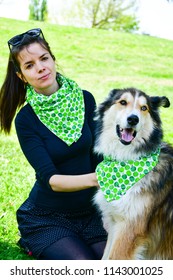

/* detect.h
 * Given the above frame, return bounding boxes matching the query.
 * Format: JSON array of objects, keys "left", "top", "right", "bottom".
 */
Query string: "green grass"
[{"left": 0, "top": 18, "right": 173, "bottom": 259}]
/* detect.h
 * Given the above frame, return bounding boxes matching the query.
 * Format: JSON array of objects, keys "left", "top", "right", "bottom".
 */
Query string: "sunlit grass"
[{"left": 0, "top": 17, "right": 173, "bottom": 259}]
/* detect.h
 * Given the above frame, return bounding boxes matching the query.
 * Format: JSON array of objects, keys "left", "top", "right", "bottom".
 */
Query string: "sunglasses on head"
[{"left": 8, "top": 28, "right": 44, "bottom": 51}]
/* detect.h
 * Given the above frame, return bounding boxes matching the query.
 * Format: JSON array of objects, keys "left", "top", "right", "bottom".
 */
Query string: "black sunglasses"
[{"left": 8, "top": 28, "right": 44, "bottom": 51}]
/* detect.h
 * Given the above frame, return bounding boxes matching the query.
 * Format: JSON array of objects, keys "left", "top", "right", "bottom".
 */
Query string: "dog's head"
[{"left": 94, "top": 88, "right": 170, "bottom": 160}]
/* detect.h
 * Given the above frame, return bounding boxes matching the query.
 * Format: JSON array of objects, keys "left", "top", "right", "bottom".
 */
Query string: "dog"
[{"left": 94, "top": 88, "right": 173, "bottom": 260}]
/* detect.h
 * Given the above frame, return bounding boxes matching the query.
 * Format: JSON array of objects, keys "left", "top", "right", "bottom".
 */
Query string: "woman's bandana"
[{"left": 26, "top": 74, "right": 85, "bottom": 146}]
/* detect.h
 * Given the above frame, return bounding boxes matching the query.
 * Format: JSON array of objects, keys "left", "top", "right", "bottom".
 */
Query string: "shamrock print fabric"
[
  {"left": 26, "top": 74, "right": 84, "bottom": 146},
  {"left": 96, "top": 149, "right": 160, "bottom": 202}
]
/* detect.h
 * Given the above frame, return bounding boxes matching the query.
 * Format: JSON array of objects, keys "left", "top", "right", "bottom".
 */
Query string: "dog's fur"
[{"left": 94, "top": 88, "right": 173, "bottom": 260}]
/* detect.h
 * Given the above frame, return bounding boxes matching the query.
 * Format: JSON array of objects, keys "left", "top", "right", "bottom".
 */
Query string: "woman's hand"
[{"left": 49, "top": 172, "right": 99, "bottom": 192}]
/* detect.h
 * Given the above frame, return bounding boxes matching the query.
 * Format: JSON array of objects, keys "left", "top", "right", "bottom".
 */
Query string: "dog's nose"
[{"left": 127, "top": 114, "right": 139, "bottom": 126}]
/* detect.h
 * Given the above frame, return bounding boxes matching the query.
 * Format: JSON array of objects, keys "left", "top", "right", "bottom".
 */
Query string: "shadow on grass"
[{"left": 0, "top": 241, "right": 35, "bottom": 260}]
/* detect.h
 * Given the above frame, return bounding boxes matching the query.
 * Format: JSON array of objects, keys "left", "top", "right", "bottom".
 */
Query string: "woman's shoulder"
[
  {"left": 15, "top": 104, "right": 35, "bottom": 126},
  {"left": 17, "top": 103, "right": 32, "bottom": 113},
  {"left": 82, "top": 90, "right": 97, "bottom": 117},
  {"left": 82, "top": 90, "right": 96, "bottom": 105},
  {"left": 83, "top": 89, "right": 95, "bottom": 98}
]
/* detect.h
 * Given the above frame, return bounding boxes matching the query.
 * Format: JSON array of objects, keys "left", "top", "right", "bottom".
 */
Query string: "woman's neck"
[{"left": 34, "top": 81, "right": 60, "bottom": 96}]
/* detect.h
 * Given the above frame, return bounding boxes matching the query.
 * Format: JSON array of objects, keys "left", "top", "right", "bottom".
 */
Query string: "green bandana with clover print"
[
  {"left": 26, "top": 74, "right": 84, "bottom": 146},
  {"left": 96, "top": 148, "right": 160, "bottom": 202}
]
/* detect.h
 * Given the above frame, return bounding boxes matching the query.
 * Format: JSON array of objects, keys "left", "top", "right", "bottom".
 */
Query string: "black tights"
[{"left": 39, "top": 236, "right": 106, "bottom": 260}]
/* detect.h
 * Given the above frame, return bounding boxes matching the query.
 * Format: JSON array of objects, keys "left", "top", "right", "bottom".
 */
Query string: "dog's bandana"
[
  {"left": 26, "top": 74, "right": 84, "bottom": 146},
  {"left": 96, "top": 149, "right": 160, "bottom": 202}
]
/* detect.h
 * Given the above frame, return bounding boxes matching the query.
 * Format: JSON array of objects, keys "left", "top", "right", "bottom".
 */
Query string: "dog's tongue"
[{"left": 121, "top": 129, "right": 134, "bottom": 142}]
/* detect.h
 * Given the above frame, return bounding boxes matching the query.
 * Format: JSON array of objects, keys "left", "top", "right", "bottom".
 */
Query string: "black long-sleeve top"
[{"left": 15, "top": 90, "right": 100, "bottom": 210}]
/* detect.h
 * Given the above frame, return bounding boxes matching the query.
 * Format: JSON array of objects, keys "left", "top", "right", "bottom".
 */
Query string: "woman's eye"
[
  {"left": 42, "top": 56, "right": 48, "bottom": 61},
  {"left": 141, "top": 105, "right": 148, "bottom": 111},
  {"left": 26, "top": 64, "right": 33, "bottom": 69},
  {"left": 120, "top": 100, "right": 127, "bottom": 106}
]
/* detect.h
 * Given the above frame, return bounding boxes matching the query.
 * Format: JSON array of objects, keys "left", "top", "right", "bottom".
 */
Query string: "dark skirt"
[{"left": 17, "top": 198, "right": 107, "bottom": 258}]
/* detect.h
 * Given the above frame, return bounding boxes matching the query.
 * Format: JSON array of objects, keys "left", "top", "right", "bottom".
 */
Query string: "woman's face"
[{"left": 17, "top": 42, "right": 58, "bottom": 95}]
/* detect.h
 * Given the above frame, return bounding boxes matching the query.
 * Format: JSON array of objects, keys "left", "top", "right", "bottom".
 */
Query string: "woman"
[{"left": 0, "top": 28, "right": 107, "bottom": 259}]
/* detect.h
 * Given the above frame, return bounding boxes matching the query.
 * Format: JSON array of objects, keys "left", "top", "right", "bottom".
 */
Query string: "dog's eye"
[
  {"left": 120, "top": 100, "right": 127, "bottom": 106},
  {"left": 141, "top": 105, "right": 148, "bottom": 111}
]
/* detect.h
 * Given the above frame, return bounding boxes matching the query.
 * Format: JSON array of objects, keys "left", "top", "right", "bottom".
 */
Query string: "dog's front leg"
[
  {"left": 108, "top": 220, "right": 146, "bottom": 260},
  {"left": 102, "top": 224, "right": 117, "bottom": 259},
  {"left": 102, "top": 222, "right": 129, "bottom": 260}
]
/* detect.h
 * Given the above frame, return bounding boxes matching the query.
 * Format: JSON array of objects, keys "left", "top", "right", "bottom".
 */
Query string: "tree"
[
  {"left": 40, "top": 0, "right": 48, "bottom": 21},
  {"left": 76, "top": 0, "right": 139, "bottom": 32},
  {"left": 29, "top": 0, "right": 48, "bottom": 21}
]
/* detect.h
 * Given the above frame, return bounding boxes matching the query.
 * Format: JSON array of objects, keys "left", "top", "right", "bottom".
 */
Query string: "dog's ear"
[
  {"left": 150, "top": 96, "right": 170, "bottom": 108},
  {"left": 95, "top": 89, "right": 120, "bottom": 119}
]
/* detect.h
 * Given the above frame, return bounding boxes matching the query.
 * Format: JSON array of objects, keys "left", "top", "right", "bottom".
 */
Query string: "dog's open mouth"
[{"left": 116, "top": 125, "right": 137, "bottom": 145}]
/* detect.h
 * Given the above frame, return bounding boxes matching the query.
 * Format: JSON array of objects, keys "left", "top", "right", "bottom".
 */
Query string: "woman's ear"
[{"left": 16, "top": 72, "right": 27, "bottom": 83}]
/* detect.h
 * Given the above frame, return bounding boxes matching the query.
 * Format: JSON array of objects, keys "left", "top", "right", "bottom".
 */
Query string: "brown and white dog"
[{"left": 94, "top": 88, "right": 173, "bottom": 260}]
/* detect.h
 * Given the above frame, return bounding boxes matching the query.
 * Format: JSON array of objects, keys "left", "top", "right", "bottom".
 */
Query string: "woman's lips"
[{"left": 39, "top": 73, "right": 50, "bottom": 80}]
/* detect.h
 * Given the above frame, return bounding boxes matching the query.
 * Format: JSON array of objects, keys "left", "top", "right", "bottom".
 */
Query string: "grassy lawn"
[{"left": 0, "top": 18, "right": 173, "bottom": 260}]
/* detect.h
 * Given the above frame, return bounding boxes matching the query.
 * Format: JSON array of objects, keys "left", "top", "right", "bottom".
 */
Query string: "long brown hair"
[{"left": 0, "top": 35, "right": 56, "bottom": 134}]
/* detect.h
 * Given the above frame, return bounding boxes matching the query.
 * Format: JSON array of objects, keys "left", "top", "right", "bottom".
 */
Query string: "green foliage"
[
  {"left": 29, "top": 0, "right": 39, "bottom": 20},
  {"left": 29, "top": 0, "right": 48, "bottom": 21},
  {"left": 111, "top": 14, "right": 139, "bottom": 32},
  {"left": 40, "top": 0, "right": 48, "bottom": 21},
  {"left": 78, "top": 0, "right": 139, "bottom": 32},
  {"left": 0, "top": 18, "right": 173, "bottom": 259}
]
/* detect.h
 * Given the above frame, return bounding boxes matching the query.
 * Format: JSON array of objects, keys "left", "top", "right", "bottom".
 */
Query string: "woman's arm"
[
  {"left": 15, "top": 105, "right": 100, "bottom": 192},
  {"left": 49, "top": 172, "right": 99, "bottom": 192},
  {"left": 15, "top": 107, "right": 60, "bottom": 187}
]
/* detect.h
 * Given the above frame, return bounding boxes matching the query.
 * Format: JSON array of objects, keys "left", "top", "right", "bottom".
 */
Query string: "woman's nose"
[{"left": 36, "top": 62, "right": 45, "bottom": 72}]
